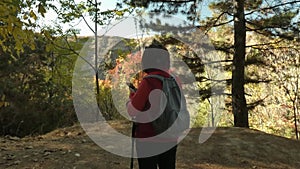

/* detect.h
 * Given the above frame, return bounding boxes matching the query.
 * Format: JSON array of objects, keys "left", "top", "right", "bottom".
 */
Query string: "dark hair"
[{"left": 141, "top": 43, "right": 170, "bottom": 73}]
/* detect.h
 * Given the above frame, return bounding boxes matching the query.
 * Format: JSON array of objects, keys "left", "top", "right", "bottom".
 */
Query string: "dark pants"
[{"left": 136, "top": 141, "right": 177, "bottom": 169}]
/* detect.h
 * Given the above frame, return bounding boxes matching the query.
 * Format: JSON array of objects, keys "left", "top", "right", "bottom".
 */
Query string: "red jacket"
[{"left": 127, "top": 70, "right": 171, "bottom": 138}]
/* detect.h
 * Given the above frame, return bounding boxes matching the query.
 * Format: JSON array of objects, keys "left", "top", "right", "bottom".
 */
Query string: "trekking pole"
[
  {"left": 130, "top": 120, "right": 136, "bottom": 169},
  {"left": 126, "top": 82, "right": 137, "bottom": 169}
]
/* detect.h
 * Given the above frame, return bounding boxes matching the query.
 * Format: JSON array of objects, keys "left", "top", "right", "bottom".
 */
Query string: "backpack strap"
[
  {"left": 144, "top": 74, "right": 176, "bottom": 82},
  {"left": 144, "top": 74, "right": 165, "bottom": 81},
  {"left": 144, "top": 74, "right": 179, "bottom": 98}
]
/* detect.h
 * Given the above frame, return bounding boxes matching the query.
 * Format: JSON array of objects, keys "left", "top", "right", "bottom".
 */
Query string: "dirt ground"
[{"left": 0, "top": 120, "right": 300, "bottom": 169}]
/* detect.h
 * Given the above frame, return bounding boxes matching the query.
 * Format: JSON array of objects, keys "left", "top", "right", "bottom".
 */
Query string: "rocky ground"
[{"left": 0, "top": 120, "right": 300, "bottom": 169}]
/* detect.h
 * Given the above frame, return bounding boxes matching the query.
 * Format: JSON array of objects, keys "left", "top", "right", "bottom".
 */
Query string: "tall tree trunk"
[
  {"left": 293, "top": 73, "right": 299, "bottom": 139},
  {"left": 232, "top": 0, "right": 249, "bottom": 127},
  {"left": 95, "top": 0, "right": 100, "bottom": 121}
]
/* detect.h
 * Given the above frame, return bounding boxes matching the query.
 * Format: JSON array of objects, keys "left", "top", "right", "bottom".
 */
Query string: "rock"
[
  {"left": 22, "top": 155, "right": 30, "bottom": 158},
  {"left": 13, "top": 160, "right": 21, "bottom": 165},
  {"left": 43, "top": 152, "right": 51, "bottom": 156},
  {"left": 0, "top": 147, "right": 7, "bottom": 151},
  {"left": 5, "top": 154, "right": 15, "bottom": 160},
  {"left": 75, "top": 153, "right": 80, "bottom": 157},
  {"left": 7, "top": 136, "right": 20, "bottom": 141},
  {"left": 113, "top": 161, "right": 120, "bottom": 165},
  {"left": 25, "top": 146, "right": 33, "bottom": 149}
]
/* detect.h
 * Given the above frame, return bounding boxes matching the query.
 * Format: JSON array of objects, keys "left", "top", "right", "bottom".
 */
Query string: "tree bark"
[
  {"left": 95, "top": 0, "right": 100, "bottom": 121},
  {"left": 232, "top": 0, "right": 249, "bottom": 127}
]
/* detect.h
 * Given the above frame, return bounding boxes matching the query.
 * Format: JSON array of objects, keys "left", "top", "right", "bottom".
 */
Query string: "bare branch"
[
  {"left": 87, "top": 0, "right": 95, "bottom": 6},
  {"left": 245, "top": 40, "right": 283, "bottom": 48},
  {"left": 51, "top": 37, "right": 96, "bottom": 71},
  {"left": 81, "top": 14, "right": 95, "bottom": 33},
  {"left": 149, "top": 0, "right": 196, "bottom": 3},
  {"left": 245, "top": 0, "right": 300, "bottom": 16},
  {"left": 199, "top": 11, "right": 233, "bottom": 34},
  {"left": 213, "top": 19, "right": 234, "bottom": 27},
  {"left": 202, "top": 59, "right": 233, "bottom": 65}
]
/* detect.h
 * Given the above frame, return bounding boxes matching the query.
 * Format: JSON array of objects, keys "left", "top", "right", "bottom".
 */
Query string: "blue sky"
[{"left": 42, "top": 0, "right": 212, "bottom": 36}]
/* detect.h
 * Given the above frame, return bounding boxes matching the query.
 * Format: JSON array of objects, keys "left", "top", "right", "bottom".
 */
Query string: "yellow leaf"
[
  {"left": 30, "top": 42, "right": 35, "bottom": 50},
  {"left": 23, "top": 14, "right": 28, "bottom": 20},
  {"left": 4, "top": 102, "right": 9, "bottom": 107},
  {"left": 45, "top": 44, "right": 52, "bottom": 52},
  {"left": 115, "top": 11, "right": 123, "bottom": 16},
  {"left": 7, "top": 24, "right": 13, "bottom": 33},
  {"left": 38, "top": 4, "right": 46, "bottom": 17},
  {"left": 29, "top": 10, "right": 37, "bottom": 20}
]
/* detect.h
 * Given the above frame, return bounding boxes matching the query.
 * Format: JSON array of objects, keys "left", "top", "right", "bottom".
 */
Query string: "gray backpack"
[{"left": 144, "top": 74, "right": 190, "bottom": 137}]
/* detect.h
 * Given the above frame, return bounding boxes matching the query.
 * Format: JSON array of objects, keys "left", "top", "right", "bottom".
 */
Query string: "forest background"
[{"left": 0, "top": 0, "right": 299, "bottom": 140}]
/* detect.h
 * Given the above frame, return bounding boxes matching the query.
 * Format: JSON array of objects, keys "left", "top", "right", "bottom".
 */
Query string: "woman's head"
[{"left": 141, "top": 43, "right": 170, "bottom": 73}]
